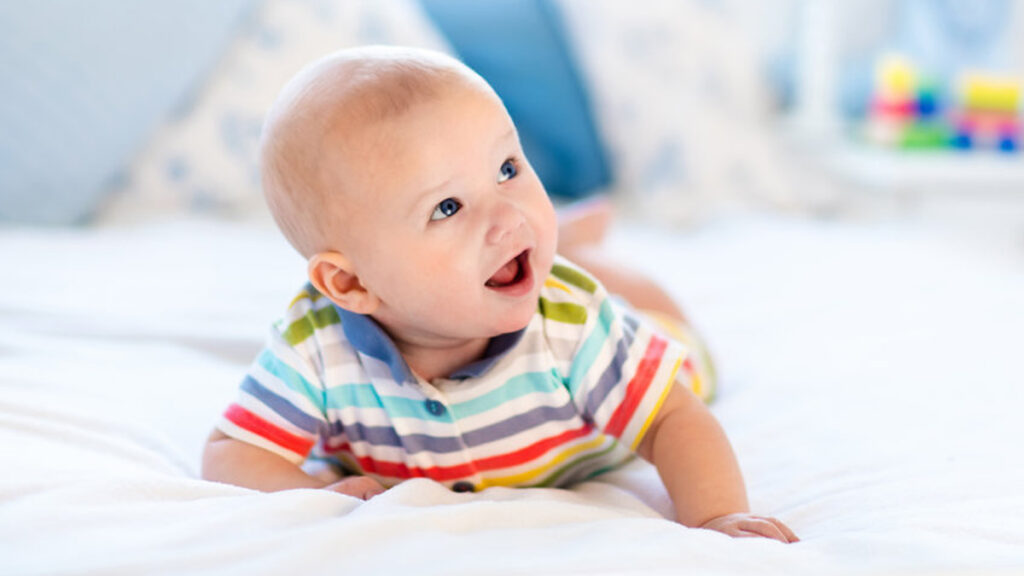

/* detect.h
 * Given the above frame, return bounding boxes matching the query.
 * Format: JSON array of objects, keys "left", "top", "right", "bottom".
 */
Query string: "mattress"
[{"left": 1, "top": 214, "right": 1022, "bottom": 575}]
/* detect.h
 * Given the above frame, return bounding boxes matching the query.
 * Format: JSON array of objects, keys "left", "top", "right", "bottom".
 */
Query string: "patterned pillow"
[
  {"left": 558, "top": 0, "right": 837, "bottom": 225},
  {"left": 0, "top": 1, "right": 253, "bottom": 225},
  {"left": 98, "top": 0, "right": 452, "bottom": 224}
]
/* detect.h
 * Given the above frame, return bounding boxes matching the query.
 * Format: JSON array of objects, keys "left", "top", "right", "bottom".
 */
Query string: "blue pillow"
[
  {"left": 419, "top": 0, "right": 611, "bottom": 199},
  {"left": 0, "top": 1, "right": 254, "bottom": 225}
]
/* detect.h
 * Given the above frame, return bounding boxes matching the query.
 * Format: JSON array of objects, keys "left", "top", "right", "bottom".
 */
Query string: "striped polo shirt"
[{"left": 218, "top": 256, "right": 687, "bottom": 492}]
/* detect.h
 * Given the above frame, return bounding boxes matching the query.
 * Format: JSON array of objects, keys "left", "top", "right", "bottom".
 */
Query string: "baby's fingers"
[
  {"left": 767, "top": 517, "right": 800, "bottom": 543},
  {"left": 700, "top": 513, "right": 799, "bottom": 543},
  {"left": 737, "top": 517, "right": 798, "bottom": 543},
  {"left": 325, "top": 476, "right": 386, "bottom": 500}
]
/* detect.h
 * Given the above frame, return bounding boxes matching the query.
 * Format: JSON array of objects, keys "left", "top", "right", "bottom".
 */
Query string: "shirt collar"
[{"left": 335, "top": 305, "right": 525, "bottom": 384}]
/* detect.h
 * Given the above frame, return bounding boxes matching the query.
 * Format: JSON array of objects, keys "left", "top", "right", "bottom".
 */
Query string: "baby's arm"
[
  {"left": 201, "top": 430, "right": 384, "bottom": 499},
  {"left": 637, "top": 385, "right": 798, "bottom": 542}
]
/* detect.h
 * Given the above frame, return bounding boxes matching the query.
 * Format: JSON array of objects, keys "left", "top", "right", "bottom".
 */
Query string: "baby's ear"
[{"left": 308, "top": 252, "right": 380, "bottom": 315}]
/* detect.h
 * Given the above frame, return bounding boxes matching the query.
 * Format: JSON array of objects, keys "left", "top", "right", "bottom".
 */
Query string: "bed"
[
  {"left": 2, "top": 213, "right": 1023, "bottom": 574},
  {"left": 3, "top": 1, "right": 1024, "bottom": 574}
]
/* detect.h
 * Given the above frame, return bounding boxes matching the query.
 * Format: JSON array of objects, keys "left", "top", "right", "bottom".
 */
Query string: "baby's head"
[{"left": 260, "top": 46, "right": 558, "bottom": 341}]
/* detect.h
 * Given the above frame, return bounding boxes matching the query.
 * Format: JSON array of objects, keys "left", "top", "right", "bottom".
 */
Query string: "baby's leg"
[
  {"left": 560, "top": 246, "right": 688, "bottom": 323},
  {"left": 556, "top": 198, "right": 715, "bottom": 401},
  {"left": 556, "top": 197, "right": 686, "bottom": 323},
  {"left": 567, "top": 246, "right": 717, "bottom": 402}
]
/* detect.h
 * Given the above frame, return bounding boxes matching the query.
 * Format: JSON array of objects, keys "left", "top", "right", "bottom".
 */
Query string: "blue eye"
[
  {"left": 498, "top": 158, "right": 518, "bottom": 183},
  {"left": 430, "top": 197, "right": 462, "bottom": 221}
]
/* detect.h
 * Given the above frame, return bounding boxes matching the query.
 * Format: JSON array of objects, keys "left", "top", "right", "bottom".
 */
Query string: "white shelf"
[{"left": 821, "top": 146, "right": 1024, "bottom": 194}]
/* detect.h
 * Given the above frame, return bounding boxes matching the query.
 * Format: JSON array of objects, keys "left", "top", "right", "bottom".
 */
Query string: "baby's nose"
[{"left": 485, "top": 202, "right": 526, "bottom": 245}]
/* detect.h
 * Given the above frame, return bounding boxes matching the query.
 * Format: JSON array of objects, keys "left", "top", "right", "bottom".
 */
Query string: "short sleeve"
[
  {"left": 216, "top": 307, "right": 330, "bottom": 464},
  {"left": 551, "top": 262, "right": 686, "bottom": 451}
]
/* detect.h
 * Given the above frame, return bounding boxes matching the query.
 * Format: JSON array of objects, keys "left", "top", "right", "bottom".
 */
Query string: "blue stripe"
[
  {"left": 566, "top": 298, "right": 615, "bottom": 396},
  {"left": 258, "top": 349, "right": 325, "bottom": 414},
  {"left": 450, "top": 369, "right": 562, "bottom": 419},
  {"left": 240, "top": 376, "right": 322, "bottom": 434},
  {"left": 336, "top": 306, "right": 415, "bottom": 385},
  {"left": 449, "top": 328, "right": 527, "bottom": 379},
  {"left": 324, "top": 383, "right": 449, "bottom": 421},
  {"left": 461, "top": 398, "right": 580, "bottom": 447},
  {"left": 342, "top": 421, "right": 467, "bottom": 454},
  {"left": 320, "top": 410, "right": 466, "bottom": 454},
  {"left": 324, "top": 382, "right": 386, "bottom": 411},
  {"left": 622, "top": 312, "right": 639, "bottom": 333},
  {"left": 584, "top": 322, "right": 637, "bottom": 420},
  {"left": 322, "top": 392, "right": 578, "bottom": 453}
]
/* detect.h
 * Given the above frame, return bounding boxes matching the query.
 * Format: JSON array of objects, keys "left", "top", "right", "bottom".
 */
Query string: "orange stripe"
[
  {"left": 604, "top": 335, "right": 668, "bottom": 438},
  {"left": 225, "top": 404, "right": 315, "bottom": 457}
]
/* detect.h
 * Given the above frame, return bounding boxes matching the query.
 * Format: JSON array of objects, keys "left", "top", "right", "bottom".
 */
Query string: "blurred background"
[{"left": 1, "top": 0, "right": 1022, "bottom": 255}]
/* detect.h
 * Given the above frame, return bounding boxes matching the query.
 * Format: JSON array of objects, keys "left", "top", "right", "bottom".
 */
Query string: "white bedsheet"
[{"left": 1, "top": 215, "right": 1022, "bottom": 575}]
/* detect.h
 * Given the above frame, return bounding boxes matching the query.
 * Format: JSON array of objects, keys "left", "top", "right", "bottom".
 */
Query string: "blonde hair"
[{"left": 259, "top": 46, "right": 489, "bottom": 257}]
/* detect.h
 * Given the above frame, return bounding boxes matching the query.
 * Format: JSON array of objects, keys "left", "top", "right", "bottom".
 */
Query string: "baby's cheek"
[
  {"left": 541, "top": 211, "right": 560, "bottom": 263},
  {"left": 533, "top": 199, "right": 558, "bottom": 244}
]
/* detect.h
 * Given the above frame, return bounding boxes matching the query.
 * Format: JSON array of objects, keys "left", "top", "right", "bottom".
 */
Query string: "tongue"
[{"left": 487, "top": 258, "right": 520, "bottom": 287}]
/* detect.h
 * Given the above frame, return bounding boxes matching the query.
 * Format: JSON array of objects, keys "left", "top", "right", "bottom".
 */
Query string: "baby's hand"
[
  {"left": 324, "top": 476, "right": 386, "bottom": 500},
  {"left": 700, "top": 513, "right": 799, "bottom": 543}
]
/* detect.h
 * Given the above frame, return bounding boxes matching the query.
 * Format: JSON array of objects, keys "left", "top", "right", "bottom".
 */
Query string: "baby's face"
[{"left": 325, "top": 81, "right": 558, "bottom": 343}]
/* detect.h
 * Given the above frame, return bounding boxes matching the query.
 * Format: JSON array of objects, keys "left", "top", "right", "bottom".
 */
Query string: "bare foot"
[
  {"left": 557, "top": 196, "right": 614, "bottom": 253},
  {"left": 557, "top": 197, "right": 685, "bottom": 318},
  {"left": 562, "top": 246, "right": 688, "bottom": 324}
]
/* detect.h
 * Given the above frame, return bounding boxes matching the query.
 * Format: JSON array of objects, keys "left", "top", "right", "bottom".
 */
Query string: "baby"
[{"left": 201, "top": 46, "right": 797, "bottom": 543}]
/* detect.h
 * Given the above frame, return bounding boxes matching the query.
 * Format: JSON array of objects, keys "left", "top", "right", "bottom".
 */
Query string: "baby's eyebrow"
[
  {"left": 407, "top": 126, "right": 518, "bottom": 219},
  {"left": 408, "top": 176, "right": 454, "bottom": 217},
  {"left": 496, "top": 127, "right": 517, "bottom": 145}
]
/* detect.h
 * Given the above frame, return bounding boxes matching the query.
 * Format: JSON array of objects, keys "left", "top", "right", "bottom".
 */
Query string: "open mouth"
[{"left": 485, "top": 250, "right": 531, "bottom": 290}]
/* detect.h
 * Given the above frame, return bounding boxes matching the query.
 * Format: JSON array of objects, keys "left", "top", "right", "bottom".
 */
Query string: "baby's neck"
[{"left": 394, "top": 335, "right": 490, "bottom": 383}]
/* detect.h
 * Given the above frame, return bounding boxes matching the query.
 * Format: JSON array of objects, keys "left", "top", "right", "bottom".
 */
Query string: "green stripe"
[
  {"left": 551, "top": 263, "right": 596, "bottom": 294},
  {"left": 282, "top": 305, "right": 341, "bottom": 346},
  {"left": 538, "top": 298, "right": 588, "bottom": 325},
  {"left": 584, "top": 462, "right": 625, "bottom": 481},
  {"left": 450, "top": 370, "right": 561, "bottom": 418},
  {"left": 289, "top": 285, "right": 325, "bottom": 307},
  {"left": 532, "top": 440, "right": 620, "bottom": 488},
  {"left": 565, "top": 299, "right": 615, "bottom": 396},
  {"left": 701, "top": 347, "right": 718, "bottom": 404},
  {"left": 258, "top": 350, "right": 326, "bottom": 414}
]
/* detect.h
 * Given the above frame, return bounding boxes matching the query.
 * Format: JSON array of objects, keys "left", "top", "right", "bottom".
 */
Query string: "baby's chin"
[{"left": 490, "top": 304, "right": 538, "bottom": 336}]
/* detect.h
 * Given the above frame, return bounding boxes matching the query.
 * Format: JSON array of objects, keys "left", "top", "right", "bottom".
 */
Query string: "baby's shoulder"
[
  {"left": 271, "top": 282, "right": 345, "bottom": 349},
  {"left": 538, "top": 256, "right": 608, "bottom": 327}
]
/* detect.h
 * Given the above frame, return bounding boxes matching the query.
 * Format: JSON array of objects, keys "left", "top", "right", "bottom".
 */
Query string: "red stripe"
[
  {"left": 325, "top": 441, "right": 475, "bottom": 481},
  {"left": 473, "top": 424, "right": 593, "bottom": 471},
  {"left": 604, "top": 335, "right": 668, "bottom": 438},
  {"left": 682, "top": 357, "right": 696, "bottom": 376},
  {"left": 224, "top": 404, "right": 315, "bottom": 457},
  {"left": 324, "top": 424, "right": 594, "bottom": 482}
]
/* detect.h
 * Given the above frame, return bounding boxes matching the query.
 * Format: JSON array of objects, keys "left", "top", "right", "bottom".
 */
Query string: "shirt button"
[
  {"left": 424, "top": 399, "right": 446, "bottom": 417},
  {"left": 452, "top": 481, "right": 475, "bottom": 493}
]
